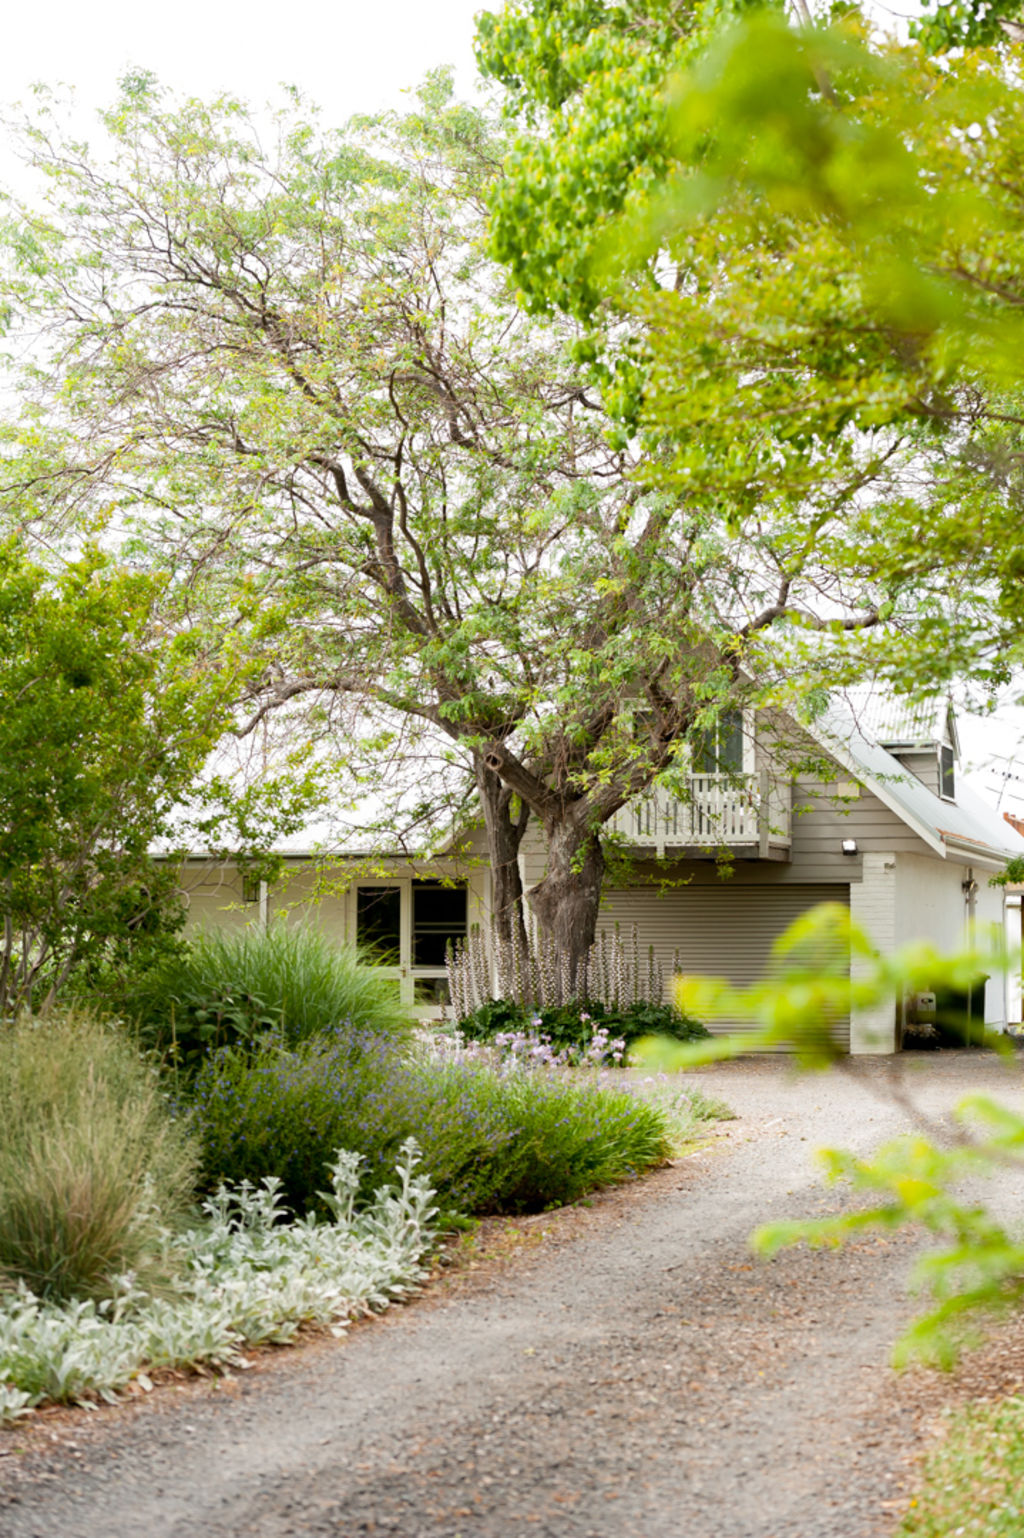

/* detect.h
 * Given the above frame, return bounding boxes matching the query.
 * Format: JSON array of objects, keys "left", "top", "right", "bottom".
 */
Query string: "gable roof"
[
  {"left": 838, "top": 686, "right": 960, "bottom": 758},
  {"left": 816, "top": 700, "right": 1024, "bottom": 866}
]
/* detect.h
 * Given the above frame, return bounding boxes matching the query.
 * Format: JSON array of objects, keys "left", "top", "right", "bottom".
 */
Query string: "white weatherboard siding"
[
  {"left": 1007, "top": 896, "right": 1023, "bottom": 1026},
  {"left": 849, "top": 852, "right": 898, "bottom": 1053},
  {"left": 974, "top": 876, "right": 1011, "bottom": 1028},
  {"left": 184, "top": 867, "right": 256, "bottom": 934},
  {"left": 597, "top": 883, "right": 851, "bottom": 1049}
]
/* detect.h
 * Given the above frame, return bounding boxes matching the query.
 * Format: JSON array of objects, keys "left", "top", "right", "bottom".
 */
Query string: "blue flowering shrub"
[{"left": 187, "top": 1027, "right": 671, "bottom": 1216}]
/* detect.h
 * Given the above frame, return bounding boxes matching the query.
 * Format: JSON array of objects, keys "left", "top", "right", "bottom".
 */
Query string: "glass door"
[
  {"left": 354, "top": 879, "right": 468, "bottom": 1015},
  {"left": 411, "top": 879, "right": 467, "bottom": 1008},
  {"left": 355, "top": 884, "right": 406, "bottom": 1004}
]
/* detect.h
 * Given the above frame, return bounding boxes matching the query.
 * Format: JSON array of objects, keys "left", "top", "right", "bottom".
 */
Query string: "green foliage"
[
  {"left": 187, "top": 1027, "right": 670, "bottom": 1217},
  {"left": 753, "top": 1099, "right": 1024, "bottom": 1370},
  {"left": 609, "top": 998, "right": 709, "bottom": 1046},
  {"left": 0, "top": 539, "right": 234, "bottom": 1016},
  {"left": 910, "top": 0, "right": 1020, "bottom": 54},
  {"left": 479, "top": 0, "right": 1024, "bottom": 694},
  {"left": 899, "top": 1395, "right": 1024, "bottom": 1537},
  {"left": 124, "top": 924, "right": 411, "bottom": 1072},
  {"left": 627, "top": 1075, "right": 735, "bottom": 1150},
  {"left": 0, "top": 1140, "right": 437, "bottom": 1423},
  {"left": 990, "top": 855, "right": 1024, "bottom": 889},
  {"left": 0, "top": 1013, "right": 198, "bottom": 1302},
  {"left": 0, "top": 76, "right": 863, "bottom": 980},
  {"left": 457, "top": 995, "right": 708, "bottom": 1052},
  {"left": 457, "top": 997, "right": 526, "bottom": 1040}
]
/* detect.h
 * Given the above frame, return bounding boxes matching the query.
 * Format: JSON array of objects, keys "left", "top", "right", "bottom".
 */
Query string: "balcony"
[{"left": 609, "top": 772, "right": 791, "bottom": 858}]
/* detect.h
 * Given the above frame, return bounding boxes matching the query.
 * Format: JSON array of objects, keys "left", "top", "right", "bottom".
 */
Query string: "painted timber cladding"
[
  {"left": 595, "top": 882, "right": 851, "bottom": 1048},
  {"left": 893, "top": 752, "right": 942, "bottom": 799},
  {"left": 517, "top": 776, "right": 929, "bottom": 891},
  {"left": 789, "top": 778, "right": 930, "bottom": 877}
]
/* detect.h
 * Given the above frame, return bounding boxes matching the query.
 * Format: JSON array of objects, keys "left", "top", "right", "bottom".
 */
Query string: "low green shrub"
[
  {"left": 625, "top": 1077, "right": 735, "bottom": 1150},
  {"left": 0, "top": 1012, "right": 198, "bottom": 1302},
  {"left": 122, "top": 923, "right": 410, "bottom": 1070},
  {"left": 457, "top": 996, "right": 709, "bottom": 1054},
  {"left": 186, "top": 1027, "right": 671, "bottom": 1217}
]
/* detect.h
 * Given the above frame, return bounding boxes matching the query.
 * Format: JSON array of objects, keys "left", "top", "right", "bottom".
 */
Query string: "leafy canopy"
[
  {"left": 0, "top": 538, "right": 318, "bottom": 1014},
  {"left": 478, "top": 1, "right": 1024, "bottom": 695}
]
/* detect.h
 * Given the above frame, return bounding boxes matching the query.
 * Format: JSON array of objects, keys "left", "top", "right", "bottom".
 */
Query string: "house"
[{"left": 178, "top": 694, "right": 1024, "bottom": 1055}]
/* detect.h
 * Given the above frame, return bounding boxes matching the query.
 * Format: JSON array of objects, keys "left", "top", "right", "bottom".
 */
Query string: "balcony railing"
[{"left": 609, "top": 773, "right": 791, "bottom": 856}]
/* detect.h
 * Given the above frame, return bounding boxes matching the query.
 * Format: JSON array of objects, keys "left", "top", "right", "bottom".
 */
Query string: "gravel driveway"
[{"left": 4, "top": 1050, "right": 1024, "bottom": 1538}]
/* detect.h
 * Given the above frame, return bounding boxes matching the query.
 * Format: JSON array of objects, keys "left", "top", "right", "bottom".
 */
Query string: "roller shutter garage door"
[{"left": 599, "top": 883, "right": 851, "bottom": 1051}]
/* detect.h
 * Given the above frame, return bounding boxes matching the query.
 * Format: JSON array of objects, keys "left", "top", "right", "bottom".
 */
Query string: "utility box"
[{"left": 907, "top": 991, "right": 937, "bottom": 1026}]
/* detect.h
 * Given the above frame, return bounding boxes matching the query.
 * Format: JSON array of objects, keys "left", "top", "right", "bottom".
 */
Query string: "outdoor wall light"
[{"left": 841, "top": 839, "right": 859, "bottom": 856}]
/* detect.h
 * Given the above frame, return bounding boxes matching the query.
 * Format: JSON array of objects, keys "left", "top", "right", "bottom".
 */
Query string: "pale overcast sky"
[{"left": 0, "top": 0, "right": 495, "bottom": 135}]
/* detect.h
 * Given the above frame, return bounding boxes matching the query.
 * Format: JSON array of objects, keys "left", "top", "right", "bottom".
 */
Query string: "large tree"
[
  {"left": 477, "top": 0, "right": 1024, "bottom": 695},
  {"left": 0, "top": 74, "right": 895, "bottom": 981}
]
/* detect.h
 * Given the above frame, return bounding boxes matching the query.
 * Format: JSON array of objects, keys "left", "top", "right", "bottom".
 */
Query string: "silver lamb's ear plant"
[
  {"left": 317, "top": 1150, "right": 363, "bottom": 1230},
  {"left": 0, "top": 1143, "right": 439, "bottom": 1425}
]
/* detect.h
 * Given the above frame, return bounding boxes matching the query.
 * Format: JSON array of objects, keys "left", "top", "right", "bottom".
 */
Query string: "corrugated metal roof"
[
  {"left": 817, "top": 701, "right": 1024, "bottom": 864},
  {"left": 836, "top": 686, "right": 956, "bottom": 753}
]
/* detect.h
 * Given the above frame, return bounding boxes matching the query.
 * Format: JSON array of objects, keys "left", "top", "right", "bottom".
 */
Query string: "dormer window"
[{"left": 940, "top": 743, "right": 956, "bottom": 801}]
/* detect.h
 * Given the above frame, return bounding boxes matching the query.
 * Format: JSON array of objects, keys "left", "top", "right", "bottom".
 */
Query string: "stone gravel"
[{"left": 4, "top": 1050, "right": 1024, "bottom": 1538}]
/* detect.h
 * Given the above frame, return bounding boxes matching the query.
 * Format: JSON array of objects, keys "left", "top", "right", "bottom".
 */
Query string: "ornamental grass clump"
[
  {"left": 0, "top": 1012, "right": 198, "bottom": 1302},
  {"left": 124, "top": 923, "right": 410, "bottom": 1071},
  {"left": 187, "top": 1027, "right": 671, "bottom": 1218},
  {"left": 0, "top": 1140, "right": 438, "bottom": 1425}
]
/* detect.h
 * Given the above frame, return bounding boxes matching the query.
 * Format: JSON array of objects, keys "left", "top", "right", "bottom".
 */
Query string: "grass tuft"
[
  {"left": 124, "top": 923, "right": 411, "bottom": 1069},
  {"left": 0, "top": 1012, "right": 198, "bottom": 1301}
]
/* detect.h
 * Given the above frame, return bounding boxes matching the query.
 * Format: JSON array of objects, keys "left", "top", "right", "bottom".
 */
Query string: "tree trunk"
[
  {"left": 525, "top": 821, "right": 605, "bottom": 997},
  {"left": 474, "top": 761, "right": 529, "bottom": 953}
]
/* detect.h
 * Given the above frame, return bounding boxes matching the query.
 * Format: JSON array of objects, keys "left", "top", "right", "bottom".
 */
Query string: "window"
[
  {"left": 940, "top": 743, "right": 956, "bottom": 801},
  {"left": 241, "top": 874, "right": 261, "bottom": 904},
  {"left": 354, "top": 879, "right": 468, "bottom": 1011},
  {"left": 356, "top": 886, "right": 402, "bottom": 963},
  {"left": 412, "top": 880, "right": 467, "bottom": 968},
  {"left": 693, "top": 709, "right": 745, "bottom": 775},
  {"left": 414, "top": 976, "right": 452, "bottom": 1006}
]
